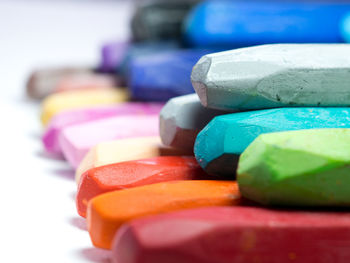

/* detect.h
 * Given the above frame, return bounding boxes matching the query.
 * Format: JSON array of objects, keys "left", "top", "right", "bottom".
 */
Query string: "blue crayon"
[
  {"left": 128, "top": 49, "right": 216, "bottom": 101},
  {"left": 194, "top": 108, "right": 350, "bottom": 177},
  {"left": 184, "top": 1, "right": 350, "bottom": 48},
  {"left": 117, "top": 41, "right": 180, "bottom": 76},
  {"left": 342, "top": 13, "right": 350, "bottom": 42}
]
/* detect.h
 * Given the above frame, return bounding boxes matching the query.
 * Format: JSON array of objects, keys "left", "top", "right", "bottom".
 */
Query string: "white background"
[{"left": 0, "top": 1, "right": 132, "bottom": 262}]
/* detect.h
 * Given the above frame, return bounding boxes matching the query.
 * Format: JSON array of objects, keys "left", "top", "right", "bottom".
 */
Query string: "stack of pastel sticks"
[{"left": 26, "top": 0, "right": 350, "bottom": 262}]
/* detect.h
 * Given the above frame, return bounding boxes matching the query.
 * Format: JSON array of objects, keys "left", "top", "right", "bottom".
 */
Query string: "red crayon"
[
  {"left": 112, "top": 206, "right": 350, "bottom": 263},
  {"left": 76, "top": 156, "right": 210, "bottom": 217}
]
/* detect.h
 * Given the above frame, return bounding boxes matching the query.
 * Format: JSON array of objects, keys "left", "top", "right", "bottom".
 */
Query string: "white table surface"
[{"left": 0, "top": 1, "right": 132, "bottom": 262}]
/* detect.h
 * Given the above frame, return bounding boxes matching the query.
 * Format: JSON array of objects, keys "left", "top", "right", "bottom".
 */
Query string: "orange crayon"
[
  {"left": 77, "top": 156, "right": 211, "bottom": 217},
  {"left": 87, "top": 180, "right": 241, "bottom": 249}
]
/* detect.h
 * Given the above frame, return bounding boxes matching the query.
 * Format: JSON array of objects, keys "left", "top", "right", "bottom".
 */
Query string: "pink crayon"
[
  {"left": 112, "top": 206, "right": 350, "bottom": 263},
  {"left": 42, "top": 103, "right": 163, "bottom": 155},
  {"left": 59, "top": 114, "right": 160, "bottom": 168}
]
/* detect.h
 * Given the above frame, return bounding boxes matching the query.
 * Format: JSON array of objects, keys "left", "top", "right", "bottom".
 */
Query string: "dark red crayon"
[{"left": 112, "top": 206, "right": 350, "bottom": 263}]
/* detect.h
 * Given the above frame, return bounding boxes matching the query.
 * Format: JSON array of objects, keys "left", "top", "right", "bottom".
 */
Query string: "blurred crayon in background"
[
  {"left": 27, "top": 0, "right": 350, "bottom": 102},
  {"left": 99, "top": 41, "right": 129, "bottom": 73},
  {"left": 129, "top": 49, "right": 218, "bottom": 101},
  {"left": 131, "top": 0, "right": 199, "bottom": 42},
  {"left": 184, "top": 1, "right": 350, "bottom": 48}
]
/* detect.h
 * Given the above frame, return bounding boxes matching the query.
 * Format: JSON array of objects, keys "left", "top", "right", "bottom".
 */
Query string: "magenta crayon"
[
  {"left": 59, "top": 114, "right": 160, "bottom": 168},
  {"left": 42, "top": 103, "right": 163, "bottom": 155}
]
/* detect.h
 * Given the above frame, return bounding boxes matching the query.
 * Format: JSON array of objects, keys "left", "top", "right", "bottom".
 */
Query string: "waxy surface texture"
[
  {"left": 75, "top": 136, "right": 190, "bottom": 184},
  {"left": 160, "top": 94, "right": 231, "bottom": 151},
  {"left": 77, "top": 156, "right": 209, "bottom": 217},
  {"left": 185, "top": 1, "right": 350, "bottom": 47},
  {"left": 194, "top": 108, "right": 350, "bottom": 177},
  {"left": 192, "top": 44, "right": 350, "bottom": 110},
  {"left": 87, "top": 180, "right": 241, "bottom": 249},
  {"left": 130, "top": 50, "right": 211, "bottom": 101},
  {"left": 238, "top": 129, "right": 350, "bottom": 206},
  {"left": 40, "top": 89, "right": 128, "bottom": 125},
  {"left": 112, "top": 206, "right": 350, "bottom": 263},
  {"left": 43, "top": 103, "right": 163, "bottom": 154},
  {"left": 60, "top": 114, "right": 159, "bottom": 168}
]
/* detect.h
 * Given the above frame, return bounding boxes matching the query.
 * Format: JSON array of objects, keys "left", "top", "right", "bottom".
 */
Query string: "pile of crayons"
[{"left": 27, "top": 1, "right": 350, "bottom": 262}]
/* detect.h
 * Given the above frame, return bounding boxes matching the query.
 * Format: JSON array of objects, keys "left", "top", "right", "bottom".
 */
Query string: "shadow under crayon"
[
  {"left": 28, "top": 130, "right": 41, "bottom": 140},
  {"left": 51, "top": 168, "right": 75, "bottom": 181},
  {"left": 69, "top": 216, "right": 87, "bottom": 231},
  {"left": 36, "top": 149, "right": 66, "bottom": 162},
  {"left": 77, "top": 248, "right": 112, "bottom": 263}
]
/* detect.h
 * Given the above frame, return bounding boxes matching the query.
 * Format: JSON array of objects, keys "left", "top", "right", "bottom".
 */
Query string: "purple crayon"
[
  {"left": 99, "top": 41, "right": 129, "bottom": 73},
  {"left": 59, "top": 114, "right": 160, "bottom": 168},
  {"left": 42, "top": 103, "right": 163, "bottom": 155}
]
